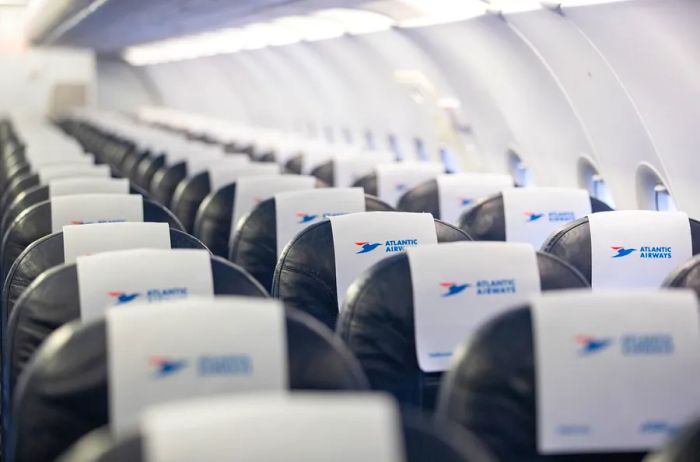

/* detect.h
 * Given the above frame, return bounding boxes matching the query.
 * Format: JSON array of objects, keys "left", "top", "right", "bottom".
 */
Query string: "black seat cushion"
[
  {"left": 437, "top": 306, "right": 646, "bottom": 462},
  {"left": 542, "top": 217, "right": 700, "bottom": 285},
  {"left": 170, "top": 171, "right": 211, "bottom": 233},
  {"left": 11, "top": 307, "right": 368, "bottom": 462},
  {"left": 149, "top": 161, "right": 186, "bottom": 207},
  {"left": 56, "top": 410, "right": 496, "bottom": 462},
  {"left": 272, "top": 218, "right": 472, "bottom": 330},
  {"left": 457, "top": 193, "right": 613, "bottom": 242},
  {"left": 662, "top": 255, "right": 700, "bottom": 297},
  {"left": 1, "top": 198, "right": 184, "bottom": 282},
  {"left": 352, "top": 173, "right": 378, "bottom": 196},
  {"left": 231, "top": 195, "right": 394, "bottom": 292},
  {"left": 5, "top": 257, "right": 267, "bottom": 405},
  {"left": 2, "top": 229, "right": 206, "bottom": 331},
  {"left": 337, "top": 252, "right": 588, "bottom": 411}
]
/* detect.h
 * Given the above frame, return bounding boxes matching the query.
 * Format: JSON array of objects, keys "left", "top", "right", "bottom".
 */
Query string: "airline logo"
[
  {"left": 575, "top": 334, "right": 674, "bottom": 356},
  {"left": 108, "top": 287, "right": 188, "bottom": 305},
  {"left": 611, "top": 245, "right": 672, "bottom": 259},
  {"left": 296, "top": 212, "right": 318, "bottom": 224},
  {"left": 438, "top": 279, "right": 517, "bottom": 297},
  {"left": 148, "top": 355, "right": 253, "bottom": 379},
  {"left": 460, "top": 197, "right": 474, "bottom": 207},
  {"left": 149, "top": 356, "right": 188, "bottom": 377},
  {"left": 355, "top": 239, "right": 419, "bottom": 254},
  {"left": 524, "top": 211, "right": 576, "bottom": 223},
  {"left": 439, "top": 282, "right": 470, "bottom": 297},
  {"left": 575, "top": 334, "right": 613, "bottom": 355},
  {"left": 108, "top": 291, "right": 140, "bottom": 304},
  {"left": 355, "top": 241, "right": 382, "bottom": 254},
  {"left": 395, "top": 183, "right": 408, "bottom": 193}
]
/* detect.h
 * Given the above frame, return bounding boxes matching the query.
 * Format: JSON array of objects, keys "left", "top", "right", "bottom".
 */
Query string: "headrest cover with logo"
[
  {"left": 11, "top": 307, "right": 369, "bottom": 462},
  {"left": 231, "top": 194, "right": 393, "bottom": 292},
  {"left": 56, "top": 409, "right": 496, "bottom": 462},
  {"left": 1, "top": 198, "right": 184, "bottom": 281},
  {"left": 458, "top": 191, "right": 612, "bottom": 244},
  {"left": 398, "top": 174, "right": 513, "bottom": 224},
  {"left": 193, "top": 175, "right": 315, "bottom": 258},
  {"left": 338, "top": 243, "right": 588, "bottom": 410},
  {"left": 2, "top": 224, "right": 205, "bottom": 328},
  {"left": 542, "top": 211, "right": 700, "bottom": 287},
  {"left": 436, "top": 291, "right": 700, "bottom": 462},
  {"left": 272, "top": 213, "right": 472, "bottom": 330},
  {"left": 663, "top": 254, "right": 700, "bottom": 298},
  {"left": 6, "top": 255, "right": 267, "bottom": 397}
]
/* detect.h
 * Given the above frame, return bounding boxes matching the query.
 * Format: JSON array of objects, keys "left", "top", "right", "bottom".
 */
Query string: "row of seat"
[{"left": 0, "top": 112, "right": 699, "bottom": 462}]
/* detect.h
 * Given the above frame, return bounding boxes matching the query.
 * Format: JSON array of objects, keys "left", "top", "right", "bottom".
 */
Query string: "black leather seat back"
[
  {"left": 6, "top": 257, "right": 266, "bottom": 398},
  {"left": 56, "top": 411, "right": 496, "bottom": 462},
  {"left": 231, "top": 195, "right": 394, "bottom": 292},
  {"left": 542, "top": 217, "right": 700, "bottom": 285},
  {"left": 170, "top": 171, "right": 211, "bottom": 233},
  {"left": 134, "top": 154, "right": 165, "bottom": 191},
  {"left": 150, "top": 161, "right": 186, "bottom": 206},
  {"left": 119, "top": 151, "right": 147, "bottom": 181},
  {"left": 337, "top": 252, "right": 588, "bottom": 411},
  {"left": 0, "top": 173, "right": 39, "bottom": 213},
  {"left": 311, "top": 160, "right": 334, "bottom": 186},
  {"left": 352, "top": 173, "right": 378, "bottom": 196},
  {"left": 436, "top": 306, "right": 645, "bottom": 462},
  {"left": 2, "top": 229, "right": 206, "bottom": 330},
  {"left": 12, "top": 307, "right": 368, "bottom": 462},
  {"left": 457, "top": 193, "right": 613, "bottom": 242},
  {"left": 662, "top": 255, "right": 700, "bottom": 297},
  {"left": 284, "top": 155, "right": 303, "bottom": 174},
  {"left": 193, "top": 183, "right": 236, "bottom": 257},
  {"left": 272, "top": 218, "right": 472, "bottom": 330},
  {"left": 397, "top": 179, "right": 440, "bottom": 216},
  {"left": 1, "top": 198, "right": 184, "bottom": 282}
]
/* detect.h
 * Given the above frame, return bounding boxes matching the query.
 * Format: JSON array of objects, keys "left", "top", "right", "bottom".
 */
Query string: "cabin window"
[
  {"left": 578, "top": 157, "right": 615, "bottom": 207},
  {"left": 440, "top": 146, "right": 461, "bottom": 173},
  {"left": 324, "top": 126, "right": 334, "bottom": 143},
  {"left": 388, "top": 134, "right": 401, "bottom": 161},
  {"left": 654, "top": 185, "right": 678, "bottom": 212},
  {"left": 508, "top": 150, "right": 533, "bottom": 187},
  {"left": 342, "top": 127, "right": 353, "bottom": 145},
  {"left": 365, "top": 130, "right": 374, "bottom": 150},
  {"left": 415, "top": 137, "right": 429, "bottom": 161}
]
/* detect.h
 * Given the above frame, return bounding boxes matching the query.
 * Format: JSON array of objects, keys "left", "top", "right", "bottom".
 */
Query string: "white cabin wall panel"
[
  {"left": 408, "top": 17, "right": 594, "bottom": 186},
  {"left": 96, "top": 60, "right": 158, "bottom": 112},
  {"left": 567, "top": 0, "right": 700, "bottom": 216},
  {"left": 504, "top": 9, "right": 660, "bottom": 210}
]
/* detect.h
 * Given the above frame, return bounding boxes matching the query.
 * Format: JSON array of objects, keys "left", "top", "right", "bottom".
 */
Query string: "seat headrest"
[
  {"left": 352, "top": 173, "right": 378, "bottom": 196},
  {"left": 436, "top": 306, "right": 646, "bottom": 462},
  {"left": 542, "top": 216, "right": 700, "bottom": 285},
  {"left": 12, "top": 308, "right": 369, "bottom": 462},
  {"left": 337, "top": 250, "right": 588, "bottom": 410},
  {"left": 56, "top": 406, "right": 496, "bottom": 462},
  {"left": 1, "top": 198, "right": 184, "bottom": 281},
  {"left": 663, "top": 255, "right": 700, "bottom": 298},
  {"left": 150, "top": 161, "right": 186, "bottom": 208},
  {"left": 2, "top": 228, "right": 206, "bottom": 330},
  {"left": 311, "top": 160, "right": 334, "bottom": 186},
  {"left": 457, "top": 192, "right": 613, "bottom": 242},
  {"left": 6, "top": 256, "right": 266, "bottom": 397},
  {"left": 170, "top": 171, "right": 210, "bottom": 233},
  {"left": 133, "top": 154, "right": 166, "bottom": 192},
  {"left": 119, "top": 150, "right": 147, "bottom": 180},
  {"left": 271, "top": 217, "right": 472, "bottom": 330},
  {"left": 284, "top": 155, "right": 303, "bottom": 174},
  {"left": 193, "top": 182, "right": 235, "bottom": 257},
  {"left": 230, "top": 194, "right": 393, "bottom": 292},
  {"left": 397, "top": 178, "right": 440, "bottom": 217}
]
